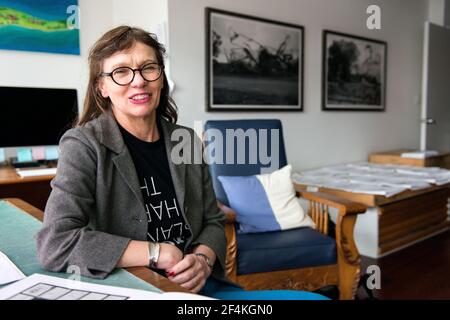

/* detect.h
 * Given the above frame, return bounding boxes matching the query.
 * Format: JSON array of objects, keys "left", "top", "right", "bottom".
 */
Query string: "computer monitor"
[{"left": 0, "top": 86, "right": 78, "bottom": 148}]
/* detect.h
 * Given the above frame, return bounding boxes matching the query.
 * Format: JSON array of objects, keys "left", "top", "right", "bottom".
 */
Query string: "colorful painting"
[{"left": 0, "top": 0, "right": 80, "bottom": 55}]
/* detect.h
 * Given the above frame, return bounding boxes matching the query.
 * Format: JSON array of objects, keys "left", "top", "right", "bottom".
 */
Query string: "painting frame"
[
  {"left": 205, "top": 7, "right": 304, "bottom": 112},
  {"left": 322, "top": 30, "right": 387, "bottom": 112},
  {"left": 0, "top": 0, "right": 80, "bottom": 55}
]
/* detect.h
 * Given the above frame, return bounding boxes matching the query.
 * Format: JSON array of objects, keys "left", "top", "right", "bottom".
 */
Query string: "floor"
[{"left": 358, "top": 230, "right": 450, "bottom": 300}]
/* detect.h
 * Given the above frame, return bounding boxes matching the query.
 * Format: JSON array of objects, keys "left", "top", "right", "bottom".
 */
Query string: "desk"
[
  {"left": 0, "top": 198, "right": 188, "bottom": 293},
  {"left": 294, "top": 182, "right": 450, "bottom": 258},
  {"left": 369, "top": 149, "right": 450, "bottom": 169},
  {"left": 0, "top": 165, "right": 54, "bottom": 211}
]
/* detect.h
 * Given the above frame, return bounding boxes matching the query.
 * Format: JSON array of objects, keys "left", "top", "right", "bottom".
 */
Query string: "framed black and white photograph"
[
  {"left": 206, "top": 8, "right": 304, "bottom": 111},
  {"left": 322, "top": 30, "right": 387, "bottom": 111}
]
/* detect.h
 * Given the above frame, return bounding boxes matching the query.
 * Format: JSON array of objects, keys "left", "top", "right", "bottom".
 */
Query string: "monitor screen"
[{"left": 0, "top": 86, "right": 78, "bottom": 147}]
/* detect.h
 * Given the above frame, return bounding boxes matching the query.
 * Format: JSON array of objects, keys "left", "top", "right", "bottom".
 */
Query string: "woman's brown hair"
[{"left": 77, "top": 26, "right": 177, "bottom": 126}]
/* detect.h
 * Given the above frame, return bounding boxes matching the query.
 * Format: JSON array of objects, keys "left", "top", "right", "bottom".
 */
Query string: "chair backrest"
[{"left": 204, "top": 119, "right": 288, "bottom": 206}]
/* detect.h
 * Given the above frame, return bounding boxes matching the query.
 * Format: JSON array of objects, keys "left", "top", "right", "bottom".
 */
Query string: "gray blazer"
[{"left": 36, "top": 111, "right": 228, "bottom": 282}]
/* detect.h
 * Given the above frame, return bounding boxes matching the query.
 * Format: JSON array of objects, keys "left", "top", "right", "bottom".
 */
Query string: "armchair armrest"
[
  {"left": 218, "top": 201, "right": 236, "bottom": 223},
  {"left": 294, "top": 190, "right": 365, "bottom": 299},
  {"left": 297, "top": 191, "right": 367, "bottom": 216},
  {"left": 218, "top": 202, "right": 238, "bottom": 281}
]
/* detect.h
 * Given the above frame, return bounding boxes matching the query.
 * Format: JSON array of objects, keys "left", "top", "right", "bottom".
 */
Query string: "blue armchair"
[{"left": 204, "top": 119, "right": 366, "bottom": 299}]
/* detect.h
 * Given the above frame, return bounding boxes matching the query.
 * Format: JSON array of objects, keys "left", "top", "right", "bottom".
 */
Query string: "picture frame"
[
  {"left": 205, "top": 8, "right": 304, "bottom": 112},
  {"left": 322, "top": 30, "right": 387, "bottom": 111},
  {"left": 0, "top": 0, "right": 80, "bottom": 55}
]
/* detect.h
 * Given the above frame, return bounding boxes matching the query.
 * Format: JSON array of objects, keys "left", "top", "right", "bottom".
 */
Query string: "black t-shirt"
[{"left": 119, "top": 122, "right": 192, "bottom": 252}]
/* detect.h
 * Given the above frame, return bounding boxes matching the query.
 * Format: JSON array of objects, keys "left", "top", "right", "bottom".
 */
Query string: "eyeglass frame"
[{"left": 100, "top": 63, "right": 164, "bottom": 86}]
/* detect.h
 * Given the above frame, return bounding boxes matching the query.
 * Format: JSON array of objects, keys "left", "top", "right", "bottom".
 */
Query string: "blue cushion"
[
  {"left": 219, "top": 174, "right": 281, "bottom": 233},
  {"left": 204, "top": 119, "right": 288, "bottom": 207},
  {"left": 236, "top": 227, "right": 337, "bottom": 275},
  {"left": 218, "top": 165, "right": 314, "bottom": 234}
]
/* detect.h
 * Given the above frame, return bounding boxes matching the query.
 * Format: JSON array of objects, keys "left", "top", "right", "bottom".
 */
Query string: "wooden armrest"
[
  {"left": 297, "top": 191, "right": 367, "bottom": 216},
  {"left": 218, "top": 201, "right": 236, "bottom": 223},
  {"left": 217, "top": 201, "right": 238, "bottom": 280}
]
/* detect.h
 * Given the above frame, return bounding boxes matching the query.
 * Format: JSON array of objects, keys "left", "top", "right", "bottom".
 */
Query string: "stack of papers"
[
  {"left": 293, "top": 162, "right": 450, "bottom": 198},
  {"left": 400, "top": 150, "right": 439, "bottom": 159},
  {"left": 0, "top": 250, "right": 212, "bottom": 300},
  {"left": 0, "top": 274, "right": 213, "bottom": 300}
]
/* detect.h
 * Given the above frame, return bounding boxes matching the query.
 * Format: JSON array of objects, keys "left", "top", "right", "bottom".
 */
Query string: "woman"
[
  {"left": 36, "top": 26, "right": 328, "bottom": 300},
  {"left": 36, "top": 26, "right": 230, "bottom": 294}
]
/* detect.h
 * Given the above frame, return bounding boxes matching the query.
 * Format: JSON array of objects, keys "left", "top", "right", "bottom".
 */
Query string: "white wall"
[
  {"left": 0, "top": 0, "right": 168, "bottom": 159},
  {"left": 112, "top": 0, "right": 171, "bottom": 75},
  {"left": 168, "top": 0, "right": 428, "bottom": 171},
  {"left": 1, "top": 0, "right": 427, "bottom": 170},
  {"left": 428, "top": 0, "right": 445, "bottom": 24},
  {"left": 0, "top": 0, "right": 115, "bottom": 111},
  {"left": 112, "top": 0, "right": 168, "bottom": 40},
  {"left": 0, "top": 0, "right": 115, "bottom": 158},
  {"left": 427, "top": 0, "right": 450, "bottom": 26}
]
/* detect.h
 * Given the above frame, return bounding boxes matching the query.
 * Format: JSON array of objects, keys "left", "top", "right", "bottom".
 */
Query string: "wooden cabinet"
[
  {"left": 368, "top": 149, "right": 450, "bottom": 255},
  {"left": 369, "top": 149, "right": 450, "bottom": 169},
  {"left": 294, "top": 182, "right": 450, "bottom": 258},
  {"left": 377, "top": 188, "right": 450, "bottom": 255},
  {"left": 0, "top": 166, "right": 54, "bottom": 211}
]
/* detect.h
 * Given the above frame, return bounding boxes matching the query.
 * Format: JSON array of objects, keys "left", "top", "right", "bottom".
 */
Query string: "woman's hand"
[
  {"left": 167, "top": 254, "right": 212, "bottom": 293},
  {"left": 154, "top": 243, "right": 183, "bottom": 270}
]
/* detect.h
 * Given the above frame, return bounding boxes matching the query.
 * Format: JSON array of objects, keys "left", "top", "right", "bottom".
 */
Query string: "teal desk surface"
[{"left": 0, "top": 199, "right": 161, "bottom": 293}]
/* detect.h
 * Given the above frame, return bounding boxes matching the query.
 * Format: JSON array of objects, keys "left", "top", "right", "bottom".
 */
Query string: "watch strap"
[
  {"left": 195, "top": 253, "right": 213, "bottom": 269},
  {"left": 148, "top": 242, "right": 160, "bottom": 267}
]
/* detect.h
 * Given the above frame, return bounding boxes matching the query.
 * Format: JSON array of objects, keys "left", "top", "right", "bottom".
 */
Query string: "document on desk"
[
  {"left": 0, "top": 274, "right": 214, "bottom": 300},
  {"left": 292, "top": 162, "right": 450, "bottom": 197},
  {"left": 0, "top": 251, "right": 25, "bottom": 285}
]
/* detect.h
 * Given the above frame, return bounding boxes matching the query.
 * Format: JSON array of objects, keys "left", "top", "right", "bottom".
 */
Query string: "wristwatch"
[
  {"left": 148, "top": 242, "right": 160, "bottom": 268},
  {"left": 195, "top": 253, "right": 213, "bottom": 269}
]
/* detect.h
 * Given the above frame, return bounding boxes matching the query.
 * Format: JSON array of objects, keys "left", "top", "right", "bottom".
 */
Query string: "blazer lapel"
[
  {"left": 98, "top": 112, "right": 145, "bottom": 207},
  {"left": 112, "top": 152, "right": 145, "bottom": 207},
  {"left": 160, "top": 120, "right": 186, "bottom": 211}
]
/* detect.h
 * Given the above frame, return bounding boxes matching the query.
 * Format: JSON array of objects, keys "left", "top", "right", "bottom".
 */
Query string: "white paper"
[
  {"left": 16, "top": 168, "right": 57, "bottom": 178},
  {"left": 0, "top": 251, "right": 25, "bottom": 285},
  {"left": 400, "top": 150, "right": 439, "bottom": 159},
  {"left": 293, "top": 162, "right": 450, "bottom": 198},
  {"left": 0, "top": 274, "right": 214, "bottom": 300}
]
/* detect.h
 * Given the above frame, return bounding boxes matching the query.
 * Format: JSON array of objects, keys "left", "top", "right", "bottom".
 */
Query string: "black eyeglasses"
[{"left": 100, "top": 63, "right": 163, "bottom": 86}]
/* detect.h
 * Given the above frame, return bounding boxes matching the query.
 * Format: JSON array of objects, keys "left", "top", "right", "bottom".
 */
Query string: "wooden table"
[
  {"left": 4, "top": 197, "right": 189, "bottom": 293},
  {"left": 0, "top": 165, "right": 54, "bottom": 211},
  {"left": 369, "top": 149, "right": 450, "bottom": 169},
  {"left": 294, "top": 182, "right": 450, "bottom": 258}
]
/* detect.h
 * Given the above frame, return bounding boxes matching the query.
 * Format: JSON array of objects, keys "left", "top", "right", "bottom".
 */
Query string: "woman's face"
[{"left": 98, "top": 42, "right": 164, "bottom": 121}]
